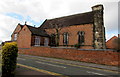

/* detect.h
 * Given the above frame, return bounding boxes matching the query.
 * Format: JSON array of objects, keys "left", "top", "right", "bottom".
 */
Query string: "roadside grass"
[
  {"left": 0, "top": 50, "right": 2, "bottom": 58},
  {"left": 0, "top": 50, "right": 2, "bottom": 74},
  {"left": 0, "top": 50, "right": 2, "bottom": 55},
  {"left": 0, "top": 49, "right": 2, "bottom": 59}
]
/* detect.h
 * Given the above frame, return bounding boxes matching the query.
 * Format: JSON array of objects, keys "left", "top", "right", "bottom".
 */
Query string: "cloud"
[
  {"left": 0, "top": 14, "right": 21, "bottom": 42},
  {"left": 118, "top": 1, "right": 120, "bottom": 34},
  {"left": 0, "top": 0, "right": 119, "bottom": 42},
  {"left": 0, "top": 13, "right": 35, "bottom": 43},
  {"left": 103, "top": 2, "right": 118, "bottom": 40}
]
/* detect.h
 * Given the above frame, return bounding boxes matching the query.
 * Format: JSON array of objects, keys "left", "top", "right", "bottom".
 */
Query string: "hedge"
[{"left": 2, "top": 42, "right": 18, "bottom": 77}]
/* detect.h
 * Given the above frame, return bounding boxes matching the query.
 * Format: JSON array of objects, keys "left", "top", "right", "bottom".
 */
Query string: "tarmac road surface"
[{"left": 17, "top": 54, "right": 119, "bottom": 77}]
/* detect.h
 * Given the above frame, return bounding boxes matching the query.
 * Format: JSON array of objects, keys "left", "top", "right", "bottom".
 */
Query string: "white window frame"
[
  {"left": 34, "top": 36, "right": 40, "bottom": 46},
  {"left": 14, "top": 33, "right": 17, "bottom": 40}
]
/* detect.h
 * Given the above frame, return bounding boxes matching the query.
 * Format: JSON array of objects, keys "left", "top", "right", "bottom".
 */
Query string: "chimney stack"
[
  {"left": 92, "top": 4, "right": 106, "bottom": 49},
  {"left": 25, "top": 21, "right": 27, "bottom": 25},
  {"left": 92, "top": 4, "right": 104, "bottom": 11}
]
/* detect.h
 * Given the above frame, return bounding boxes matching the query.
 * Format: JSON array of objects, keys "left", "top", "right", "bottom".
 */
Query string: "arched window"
[
  {"left": 63, "top": 33, "right": 69, "bottom": 45},
  {"left": 50, "top": 34, "right": 56, "bottom": 46},
  {"left": 78, "top": 31, "right": 85, "bottom": 44}
]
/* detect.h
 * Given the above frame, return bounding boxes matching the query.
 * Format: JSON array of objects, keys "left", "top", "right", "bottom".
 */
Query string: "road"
[{"left": 17, "top": 54, "right": 119, "bottom": 77}]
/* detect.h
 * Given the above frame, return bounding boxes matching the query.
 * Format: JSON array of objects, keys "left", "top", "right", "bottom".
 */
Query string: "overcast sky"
[{"left": 0, "top": 0, "right": 119, "bottom": 44}]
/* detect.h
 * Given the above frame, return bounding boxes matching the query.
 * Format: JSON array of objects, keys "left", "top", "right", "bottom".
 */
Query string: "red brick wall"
[
  {"left": 106, "top": 36, "right": 118, "bottom": 49},
  {"left": 45, "top": 24, "right": 94, "bottom": 49},
  {"left": 17, "top": 25, "right": 32, "bottom": 48},
  {"left": 11, "top": 24, "right": 23, "bottom": 41},
  {"left": 19, "top": 46, "right": 120, "bottom": 66}
]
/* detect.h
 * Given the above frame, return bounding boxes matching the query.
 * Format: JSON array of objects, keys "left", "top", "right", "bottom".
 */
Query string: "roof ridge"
[
  {"left": 40, "top": 11, "right": 94, "bottom": 29},
  {"left": 26, "top": 25, "right": 49, "bottom": 37},
  {"left": 47, "top": 11, "right": 93, "bottom": 20},
  {"left": 107, "top": 36, "right": 118, "bottom": 42},
  {"left": 26, "top": 25, "right": 38, "bottom": 29}
]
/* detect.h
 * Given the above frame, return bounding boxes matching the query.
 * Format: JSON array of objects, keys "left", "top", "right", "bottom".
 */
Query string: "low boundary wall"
[{"left": 18, "top": 46, "right": 120, "bottom": 66}]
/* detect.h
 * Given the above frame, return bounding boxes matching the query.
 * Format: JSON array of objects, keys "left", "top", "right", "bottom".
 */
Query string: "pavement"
[
  {"left": 15, "top": 65, "right": 58, "bottom": 77},
  {"left": 15, "top": 54, "right": 120, "bottom": 77},
  {"left": 0, "top": 50, "right": 59, "bottom": 77}
]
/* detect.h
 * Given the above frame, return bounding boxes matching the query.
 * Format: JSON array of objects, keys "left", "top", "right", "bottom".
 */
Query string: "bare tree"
[
  {"left": 55, "top": 24, "right": 62, "bottom": 46},
  {"left": 50, "top": 21, "right": 62, "bottom": 46}
]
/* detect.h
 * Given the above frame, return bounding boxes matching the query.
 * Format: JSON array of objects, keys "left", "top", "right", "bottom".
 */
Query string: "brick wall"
[
  {"left": 19, "top": 46, "right": 120, "bottom": 66},
  {"left": 45, "top": 24, "right": 94, "bottom": 49},
  {"left": 106, "top": 36, "right": 118, "bottom": 49},
  {"left": 11, "top": 24, "right": 22, "bottom": 41},
  {"left": 17, "top": 25, "right": 32, "bottom": 48}
]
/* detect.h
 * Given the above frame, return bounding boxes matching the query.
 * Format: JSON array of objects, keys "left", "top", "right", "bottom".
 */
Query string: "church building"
[{"left": 11, "top": 4, "right": 106, "bottom": 49}]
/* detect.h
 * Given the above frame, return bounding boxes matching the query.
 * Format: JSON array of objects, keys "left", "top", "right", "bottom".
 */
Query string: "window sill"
[
  {"left": 32, "top": 45, "right": 50, "bottom": 47},
  {"left": 34, "top": 45, "right": 40, "bottom": 46}
]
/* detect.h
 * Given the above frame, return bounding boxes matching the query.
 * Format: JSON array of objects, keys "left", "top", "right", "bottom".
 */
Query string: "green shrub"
[
  {"left": 74, "top": 43, "right": 81, "bottom": 48},
  {"left": 2, "top": 42, "right": 18, "bottom": 77}
]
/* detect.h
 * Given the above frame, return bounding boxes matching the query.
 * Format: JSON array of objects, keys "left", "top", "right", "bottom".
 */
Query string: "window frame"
[
  {"left": 63, "top": 32, "right": 69, "bottom": 45},
  {"left": 14, "top": 33, "right": 17, "bottom": 40},
  {"left": 34, "top": 36, "right": 40, "bottom": 46},
  {"left": 50, "top": 34, "right": 56, "bottom": 46},
  {"left": 78, "top": 31, "right": 85, "bottom": 44},
  {"left": 44, "top": 38, "right": 49, "bottom": 46}
]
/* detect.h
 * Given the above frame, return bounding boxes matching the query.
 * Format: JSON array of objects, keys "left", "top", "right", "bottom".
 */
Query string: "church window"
[
  {"left": 78, "top": 31, "right": 85, "bottom": 44},
  {"left": 63, "top": 33, "right": 69, "bottom": 45}
]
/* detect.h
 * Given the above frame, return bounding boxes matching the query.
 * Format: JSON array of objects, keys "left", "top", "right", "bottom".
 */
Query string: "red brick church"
[{"left": 11, "top": 4, "right": 106, "bottom": 49}]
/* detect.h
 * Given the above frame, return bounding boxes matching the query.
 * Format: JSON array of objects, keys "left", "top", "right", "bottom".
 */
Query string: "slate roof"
[
  {"left": 20, "top": 25, "right": 24, "bottom": 28},
  {"left": 39, "top": 11, "right": 94, "bottom": 29},
  {"left": 24, "top": 11, "right": 95, "bottom": 37},
  {"left": 27, "top": 25, "right": 49, "bottom": 37}
]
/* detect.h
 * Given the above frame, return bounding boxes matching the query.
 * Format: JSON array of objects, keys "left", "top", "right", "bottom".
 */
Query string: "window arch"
[
  {"left": 50, "top": 34, "right": 56, "bottom": 46},
  {"left": 63, "top": 32, "right": 69, "bottom": 45},
  {"left": 78, "top": 31, "right": 85, "bottom": 44}
]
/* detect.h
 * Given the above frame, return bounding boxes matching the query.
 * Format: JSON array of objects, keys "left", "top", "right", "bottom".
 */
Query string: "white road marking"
[
  {"left": 87, "top": 71, "right": 105, "bottom": 75},
  {"left": 17, "top": 58, "right": 26, "bottom": 60},
  {"left": 36, "top": 61, "right": 66, "bottom": 68}
]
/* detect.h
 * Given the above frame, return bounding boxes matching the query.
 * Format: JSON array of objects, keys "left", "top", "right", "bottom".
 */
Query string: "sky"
[{"left": 0, "top": 0, "right": 119, "bottom": 44}]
